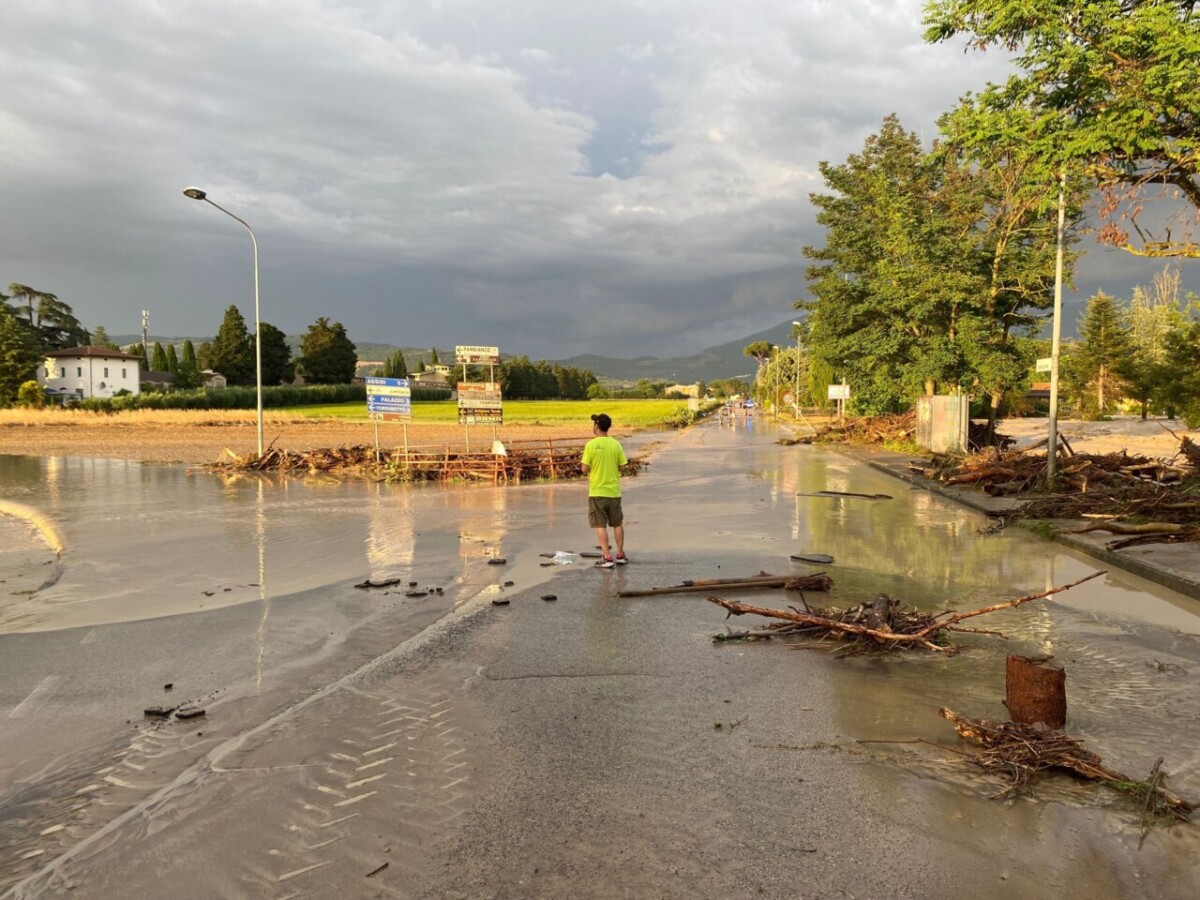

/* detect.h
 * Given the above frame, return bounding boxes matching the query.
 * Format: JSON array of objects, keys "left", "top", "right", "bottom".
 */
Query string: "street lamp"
[
  {"left": 791, "top": 320, "right": 802, "bottom": 413},
  {"left": 183, "top": 187, "right": 263, "bottom": 456}
]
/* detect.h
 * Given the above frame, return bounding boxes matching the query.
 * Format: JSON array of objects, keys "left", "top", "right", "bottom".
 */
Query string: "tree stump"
[{"left": 1005, "top": 656, "right": 1066, "bottom": 728}]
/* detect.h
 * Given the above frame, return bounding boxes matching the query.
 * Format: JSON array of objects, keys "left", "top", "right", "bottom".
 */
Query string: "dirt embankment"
[
  {"left": 997, "top": 416, "right": 1196, "bottom": 461},
  {"left": 0, "top": 414, "right": 598, "bottom": 466}
]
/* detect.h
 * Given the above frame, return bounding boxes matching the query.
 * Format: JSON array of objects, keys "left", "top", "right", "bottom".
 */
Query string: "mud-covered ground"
[
  {"left": 0, "top": 410, "right": 1193, "bottom": 466},
  {"left": 0, "top": 419, "right": 599, "bottom": 465}
]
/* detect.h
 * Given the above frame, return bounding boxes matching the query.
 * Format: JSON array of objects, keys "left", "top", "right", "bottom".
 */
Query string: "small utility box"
[{"left": 916, "top": 395, "right": 969, "bottom": 455}]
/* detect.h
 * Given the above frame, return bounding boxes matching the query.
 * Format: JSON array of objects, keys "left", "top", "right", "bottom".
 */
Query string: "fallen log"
[
  {"left": 944, "top": 467, "right": 1018, "bottom": 485},
  {"left": 706, "top": 572, "right": 1104, "bottom": 653},
  {"left": 1106, "top": 529, "right": 1200, "bottom": 550},
  {"left": 940, "top": 708, "right": 1194, "bottom": 820},
  {"left": 619, "top": 573, "right": 833, "bottom": 598},
  {"left": 1068, "top": 521, "right": 1187, "bottom": 536},
  {"left": 796, "top": 490, "right": 893, "bottom": 500}
]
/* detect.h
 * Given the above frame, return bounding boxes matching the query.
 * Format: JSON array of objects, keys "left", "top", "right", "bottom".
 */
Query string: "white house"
[{"left": 39, "top": 347, "right": 143, "bottom": 400}]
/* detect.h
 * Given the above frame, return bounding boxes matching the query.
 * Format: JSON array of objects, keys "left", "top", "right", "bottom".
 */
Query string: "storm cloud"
[{"left": 0, "top": 0, "right": 1185, "bottom": 358}]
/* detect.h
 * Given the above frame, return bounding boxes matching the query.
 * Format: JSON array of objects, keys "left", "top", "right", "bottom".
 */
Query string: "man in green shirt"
[{"left": 581, "top": 412, "right": 628, "bottom": 568}]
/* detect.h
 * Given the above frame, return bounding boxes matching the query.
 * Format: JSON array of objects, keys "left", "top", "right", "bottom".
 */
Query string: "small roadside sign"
[
  {"left": 458, "top": 381, "right": 503, "bottom": 425},
  {"left": 1036, "top": 357, "right": 1053, "bottom": 373},
  {"left": 455, "top": 345, "right": 501, "bottom": 365},
  {"left": 783, "top": 392, "right": 795, "bottom": 406},
  {"left": 828, "top": 384, "right": 850, "bottom": 400},
  {"left": 365, "top": 377, "right": 411, "bottom": 422}
]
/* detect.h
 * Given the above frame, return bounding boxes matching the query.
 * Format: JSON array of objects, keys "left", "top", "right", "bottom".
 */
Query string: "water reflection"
[{"left": 0, "top": 454, "right": 570, "bottom": 633}]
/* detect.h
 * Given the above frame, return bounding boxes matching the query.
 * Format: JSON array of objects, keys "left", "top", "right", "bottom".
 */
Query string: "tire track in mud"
[
  {"left": 0, "top": 716, "right": 218, "bottom": 895},
  {"left": 232, "top": 673, "right": 476, "bottom": 897}
]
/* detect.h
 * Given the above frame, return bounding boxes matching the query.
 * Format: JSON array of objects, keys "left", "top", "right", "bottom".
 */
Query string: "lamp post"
[
  {"left": 791, "top": 320, "right": 802, "bottom": 414},
  {"left": 183, "top": 187, "right": 263, "bottom": 456}
]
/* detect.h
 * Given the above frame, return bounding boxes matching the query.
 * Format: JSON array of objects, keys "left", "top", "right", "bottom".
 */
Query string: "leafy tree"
[
  {"left": 935, "top": 98, "right": 1086, "bottom": 436},
  {"left": 165, "top": 343, "right": 179, "bottom": 374},
  {"left": 17, "top": 380, "right": 44, "bottom": 408},
  {"left": 801, "top": 116, "right": 981, "bottom": 413},
  {"left": 256, "top": 321, "right": 294, "bottom": 386},
  {"left": 0, "top": 311, "right": 40, "bottom": 404},
  {"left": 925, "top": 0, "right": 1200, "bottom": 258},
  {"left": 1123, "top": 267, "right": 1189, "bottom": 418},
  {"left": 196, "top": 341, "right": 212, "bottom": 372},
  {"left": 6, "top": 284, "right": 88, "bottom": 352},
  {"left": 1071, "top": 291, "right": 1133, "bottom": 416},
  {"left": 210, "top": 305, "right": 254, "bottom": 385},
  {"left": 586, "top": 382, "right": 610, "bottom": 400},
  {"left": 298, "top": 317, "right": 357, "bottom": 384},
  {"left": 1159, "top": 321, "right": 1200, "bottom": 425},
  {"left": 150, "top": 342, "right": 169, "bottom": 372},
  {"left": 743, "top": 341, "right": 774, "bottom": 371}
]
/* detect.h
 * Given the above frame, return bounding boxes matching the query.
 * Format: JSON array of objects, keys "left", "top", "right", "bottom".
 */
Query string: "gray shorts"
[{"left": 588, "top": 496, "right": 623, "bottom": 528}]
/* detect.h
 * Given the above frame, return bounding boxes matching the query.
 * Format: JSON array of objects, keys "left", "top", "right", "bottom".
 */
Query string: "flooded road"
[{"left": 2, "top": 418, "right": 1199, "bottom": 898}]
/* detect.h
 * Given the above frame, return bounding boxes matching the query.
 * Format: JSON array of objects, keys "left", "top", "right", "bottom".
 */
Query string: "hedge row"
[{"left": 75, "top": 383, "right": 450, "bottom": 412}]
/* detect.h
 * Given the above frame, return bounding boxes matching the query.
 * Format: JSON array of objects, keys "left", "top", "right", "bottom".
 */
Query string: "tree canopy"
[
  {"left": 256, "top": 321, "right": 294, "bottom": 386},
  {"left": 209, "top": 305, "right": 254, "bottom": 385},
  {"left": 924, "top": 0, "right": 1200, "bottom": 257},
  {"left": 298, "top": 317, "right": 357, "bottom": 384}
]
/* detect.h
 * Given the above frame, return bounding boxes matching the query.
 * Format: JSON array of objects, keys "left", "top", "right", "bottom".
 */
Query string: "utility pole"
[
  {"left": 1047, "top": 174, "right": 1066, "bottom": 483},
  {"left": 141, "top": 309, "right": 149, "bottom": 370}
]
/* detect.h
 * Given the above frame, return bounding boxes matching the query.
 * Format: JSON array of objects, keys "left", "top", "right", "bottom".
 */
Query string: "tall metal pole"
[
  {"left": 1047, "top": 174, "right": 1066, "bottom": 483},
  {"left": 183, "top": 189, "right": 264, "bottom": 456},
  {"left": 792, "top": 320, "right": 802, "bottom": 413}
]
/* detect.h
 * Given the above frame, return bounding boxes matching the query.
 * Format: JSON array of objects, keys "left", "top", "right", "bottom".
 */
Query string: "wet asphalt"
[{"left": 3, "top": 419, "right": 1200, "bottom": 899}]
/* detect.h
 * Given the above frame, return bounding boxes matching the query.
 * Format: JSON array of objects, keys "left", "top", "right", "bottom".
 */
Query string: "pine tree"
[
  {"left": 1073, "top": 291, "right": 1132, "bottom": 416},
  {"left": 0, "top": 311, "right": 41, "bottom": 404},
  {"left": 210, "top": 305, "right": 254, "bottom": 385},
  {"left": 150, "top": 342, "right": 169, "bottom": 372},
  {"left": 256, "top": 322, "right": 294, "bottom": 385},
  {"left": 297, "top": 318, "right": 357, "bottom": 384}
]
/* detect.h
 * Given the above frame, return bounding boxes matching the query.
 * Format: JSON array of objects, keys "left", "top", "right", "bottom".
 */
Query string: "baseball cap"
[{"left": 590, "top": 413, "right": 612, "bottom": 431}]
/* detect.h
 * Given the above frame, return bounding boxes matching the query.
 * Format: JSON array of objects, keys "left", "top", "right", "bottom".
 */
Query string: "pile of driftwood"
[
  {"left": 917, "top": 432, "right": 1200, "bottom": 549},
  {"left": 796, "top": 412, "right": 1011, "bottom": 451},
  {"left": 205, "top": 440, "right": 645, "bottom": 484},
  {"left": 706, "top": 572, "right": 1102, "bottom": 654},
  {"left": 810, "top": 411, "right": 918, "bottom": 446},
  {"left": 940, "top": 708, "right": 1195, "bottom": 822}
]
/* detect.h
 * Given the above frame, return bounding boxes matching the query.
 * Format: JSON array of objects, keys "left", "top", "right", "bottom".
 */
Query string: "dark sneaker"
[
  {"left": 615, "top": 554, "right": 629, "bottom": 565},
  {"left": 595, "top": 556, "right": 615, "bottom": 568}
]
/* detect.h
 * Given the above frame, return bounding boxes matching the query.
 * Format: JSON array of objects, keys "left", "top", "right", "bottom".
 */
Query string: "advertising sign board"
[
  {"left": 827, "top": 384, "right": 850, "bottom": 400},
  {"left": 455, "top": 345, "right": 501, "bottom": 365},
  {"left": 458, "top": 381, "right": 503, "bottom": 424},
  {"left": 365, "top": 376, "right": 412, "bottom": 422}
]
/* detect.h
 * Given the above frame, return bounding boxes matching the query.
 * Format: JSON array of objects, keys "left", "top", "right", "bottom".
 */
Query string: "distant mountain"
[
  {"left": 553, "top": 319, "right": 800, "bottom": 383},
  {"left": 110, "top": 322, "right": 801, "bottom": 383}
]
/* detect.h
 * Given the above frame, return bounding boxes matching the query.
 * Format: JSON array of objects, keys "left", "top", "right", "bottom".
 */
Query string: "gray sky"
[{"left": 0, "top": 0, "right": 1189, "bottom": 358}]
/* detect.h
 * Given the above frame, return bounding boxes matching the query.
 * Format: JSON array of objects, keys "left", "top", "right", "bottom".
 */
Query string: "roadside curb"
[{"left": 835, "top": 445, "right": 1200, "bottom": 603}]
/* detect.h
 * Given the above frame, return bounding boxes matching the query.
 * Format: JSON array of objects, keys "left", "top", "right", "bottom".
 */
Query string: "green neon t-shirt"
[{"left": 582, "top": 435, "right": 627, "bottom": 498}]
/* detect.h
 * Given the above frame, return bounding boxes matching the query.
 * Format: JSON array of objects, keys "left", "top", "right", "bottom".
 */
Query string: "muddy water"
[
  {"left": 0, "top": 453, "right": 588, "bottom": 633},
  {"left": 3, "top": 420, "right": 1200, "bottom": 896}
]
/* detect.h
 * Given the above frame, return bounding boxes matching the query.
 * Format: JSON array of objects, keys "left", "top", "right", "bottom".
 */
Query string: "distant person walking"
[{"left": 581, "top": 413, "right": 628, "bottom": 568}]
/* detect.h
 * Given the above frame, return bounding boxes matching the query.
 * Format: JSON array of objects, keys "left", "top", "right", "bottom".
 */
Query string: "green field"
[{"left": 282, "top": 399, "right": 691, "bottom": 427}]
